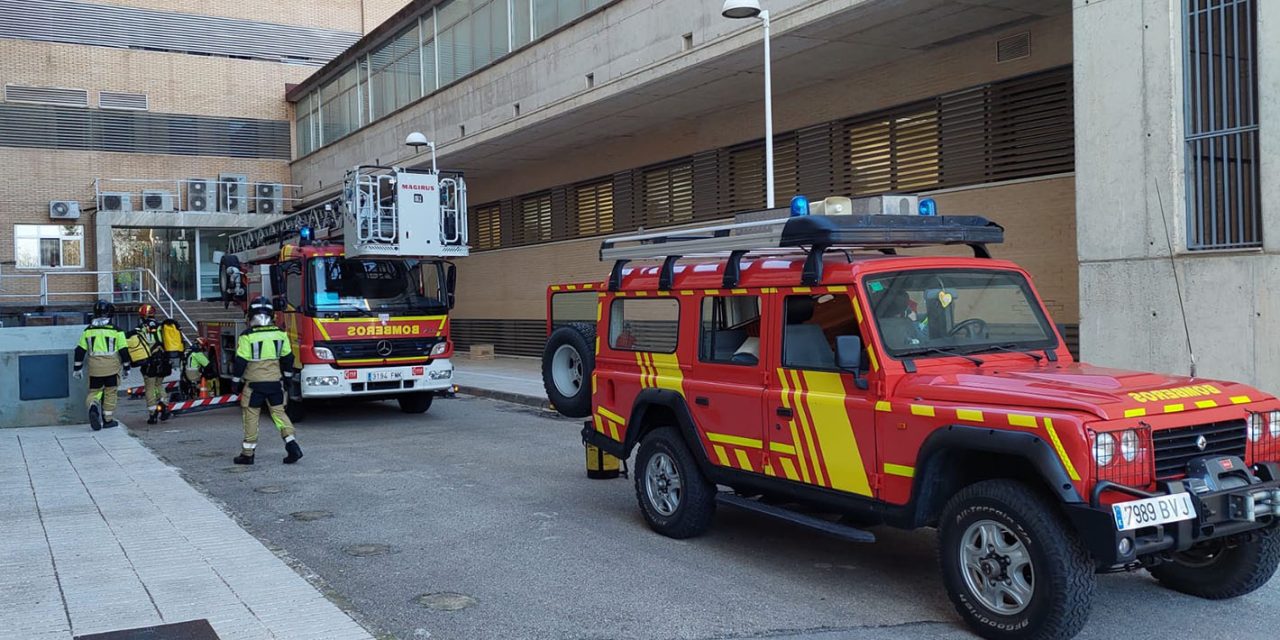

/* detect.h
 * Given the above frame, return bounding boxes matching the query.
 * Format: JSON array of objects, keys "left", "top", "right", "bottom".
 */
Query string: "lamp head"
[
  {"left": 404, "top": 131, "right": 430, "bottom": 149},
  {"left": 722, "top": 0, "right": 762, "bottom": 19}
]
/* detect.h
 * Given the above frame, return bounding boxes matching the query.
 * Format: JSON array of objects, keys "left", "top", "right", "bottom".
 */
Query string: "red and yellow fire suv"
[
  {"left": 208, "top": 163, "right": 466, "bottom": 417},
  {"left": 541, "top": 206, "right": 1280, "bottom": 640}
]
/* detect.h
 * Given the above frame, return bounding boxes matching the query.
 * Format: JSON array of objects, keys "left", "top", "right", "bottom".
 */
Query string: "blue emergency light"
[
  {"left": 918, "top": 198, "right": 938, "bottom": 216},
  {"left": 299, "top": 225, "right": 314, "bottom": 246},
  {"left": 790, "top": 195, "right": 810, "bottom": 217}
]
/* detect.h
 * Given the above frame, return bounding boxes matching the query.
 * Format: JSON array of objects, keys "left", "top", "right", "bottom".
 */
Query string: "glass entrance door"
[
  {"left": 112, "top": 228, "right": 197, "bottom": 301},
  {"left": 196, "top": 230, "right": 230, "bottom": 301}
]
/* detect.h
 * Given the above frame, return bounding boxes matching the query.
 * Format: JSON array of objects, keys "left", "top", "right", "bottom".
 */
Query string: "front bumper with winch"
[{"left": 1065, "top": 457, "right": 1280, "bottom": 567}]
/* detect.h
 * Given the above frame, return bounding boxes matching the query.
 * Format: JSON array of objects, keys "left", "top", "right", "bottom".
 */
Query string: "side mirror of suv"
[{"left": 835, "top": 335, "right": 870, "bottom": 390}]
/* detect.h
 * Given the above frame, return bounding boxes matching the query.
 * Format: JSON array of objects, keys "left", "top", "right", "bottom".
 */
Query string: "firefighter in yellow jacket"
[
  {"left": 232, "top": 296, "right": 303, "bottom": 465},
  {"left": 73, "top": 300, "right": 131, "bottom": 431},
  {"left": 131, "top": 304, "right": 174, "bottom": 424}
]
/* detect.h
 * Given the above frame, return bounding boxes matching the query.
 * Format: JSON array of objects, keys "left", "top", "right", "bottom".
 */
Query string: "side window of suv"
[
  {"left": 699, "top": 295, "right": 761, "bottom": 366},
  {"left": 609, "top": 298, "right": 679, "bottom": 353},
  {"left": 782, "top": 294, "right": 861, "bottom": 371}
]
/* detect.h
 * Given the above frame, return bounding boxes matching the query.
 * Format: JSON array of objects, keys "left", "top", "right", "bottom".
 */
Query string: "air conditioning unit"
[
  {"left": 99, "top": 192, "right": 133, "bottom": 212},
  {"left": 141, "top": 190, "right": 175, "bottom": 212},
  {"left": 186, "top": 178, "right": 216, "bottom": 212},
  {"left": 254, "top": 182, "right": 284, "bottom": 214},
  {"left": 49, "top": 200, "right": 81, "bottom": 220},
  {"left": 849, "top": 194, "right": 920, "bottom": 216},
  {"left": 218, "top": 173, "right": 248, "bottom": 214}
]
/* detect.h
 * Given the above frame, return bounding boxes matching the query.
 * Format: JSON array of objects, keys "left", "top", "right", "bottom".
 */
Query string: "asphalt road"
[{"left": 120, "top": 395, "right": 1279, "bottom": 640}]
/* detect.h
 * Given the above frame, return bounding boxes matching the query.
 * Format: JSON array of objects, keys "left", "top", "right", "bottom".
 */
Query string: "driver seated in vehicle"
[{"left": 874, "top": 289, "right": 926, "bottom": 350}]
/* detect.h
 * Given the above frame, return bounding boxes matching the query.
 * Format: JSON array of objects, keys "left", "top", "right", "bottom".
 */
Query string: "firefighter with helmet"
[
  {"left": 232, "top": 296, "right": 303, "bottom": 465},
  {"left": 73, "top": 300, "right": 130, "bottom": 430},
  {"left": 181, "top": 338, "right": 216, "bottom": 399},
  {"left": 130, "top": 304, "right": 174, "bottom": 424}
]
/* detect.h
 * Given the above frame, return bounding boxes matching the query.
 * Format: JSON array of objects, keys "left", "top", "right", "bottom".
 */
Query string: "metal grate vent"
[
  {"left": 99, "top": 91, "right": 148, "bottom": 111},
  {"left": 997, "top": 33, "right": 1031, "bottom": 63},
  {"left": 0, "top": 0, "right": 359, "bottom": 66},
  {"left": 4, "top": 84, "right": 88, "bottom": 107}
]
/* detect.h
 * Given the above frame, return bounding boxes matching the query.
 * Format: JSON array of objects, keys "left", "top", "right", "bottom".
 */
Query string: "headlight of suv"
[
  {"left": 1119, "top": 430, "right": 1139, "bottom": 462},
  {"left": 430, "top": 341, "right": 448, "bottom": 356},
  {"left": 1248, "top": 413, "right": 1265, "bottom": 442},
  {"left": 1093, "top": 432, "right": 1116, "bottom": 467}
]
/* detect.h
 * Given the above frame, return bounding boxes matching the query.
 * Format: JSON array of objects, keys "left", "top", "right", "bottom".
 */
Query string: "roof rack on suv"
[{"left": 600, "top": 214, "right": 1003, "bottom": 290}]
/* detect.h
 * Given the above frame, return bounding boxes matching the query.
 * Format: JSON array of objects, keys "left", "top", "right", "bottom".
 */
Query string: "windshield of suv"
[
  {"left": 311, "top": 257, "right": 446, "bottom": 315},
  {"left": 864, "top": 269, "right": 1056, "bottom": 359}
]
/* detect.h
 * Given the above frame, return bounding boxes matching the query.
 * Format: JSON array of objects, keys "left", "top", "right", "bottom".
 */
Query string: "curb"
[{"left": 454, "top": 385, "right": 553, "bottom": 411}]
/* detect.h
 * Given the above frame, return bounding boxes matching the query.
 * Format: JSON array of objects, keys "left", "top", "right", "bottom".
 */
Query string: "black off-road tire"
[
  {"left": 634, "top": 427, "right": 716, "bottom": 539},
  {"left": 542, "top": 322, "right": 596, "bottom": 418},
  {"left": 938, "top": 480, "right": 1095, "bottom": 640},
  {"left": 398, "top": 393, "right": 434, "bottom": 414},
  {"left": 1147, "top": 526, "right": 1280, "bottom": 599}
]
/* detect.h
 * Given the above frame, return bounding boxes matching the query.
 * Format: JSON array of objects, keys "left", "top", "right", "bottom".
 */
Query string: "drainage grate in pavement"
[
  {"left": 413, "top": 593, "right": 477, "bottom": 611},
  {"left": 75, "top": 619, "right": 220, "bottom": 639},
  {"left": 344, "top": 543, "right": 393, "bottom": 557}
]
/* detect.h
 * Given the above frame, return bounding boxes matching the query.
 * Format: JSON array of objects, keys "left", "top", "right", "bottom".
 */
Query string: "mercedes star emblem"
[
  {"left": 376, "top": 340, "right": 393, "bottom": 357},
  {"left": 1195, "top": 435, "right": 1208, "bottom": 451}
]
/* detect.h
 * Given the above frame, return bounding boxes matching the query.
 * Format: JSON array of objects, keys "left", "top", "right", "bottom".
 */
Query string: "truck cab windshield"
[
  {"left": 311, "top": 257, "right": 446, "bottom": 315},
  {"left": 864, "top": 269, "right": 1057, "bottom": 359}
]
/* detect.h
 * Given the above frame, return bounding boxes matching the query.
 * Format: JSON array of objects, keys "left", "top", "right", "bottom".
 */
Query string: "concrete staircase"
[{"left": 170, "top": 300, "right": 244, "bottom": 335}]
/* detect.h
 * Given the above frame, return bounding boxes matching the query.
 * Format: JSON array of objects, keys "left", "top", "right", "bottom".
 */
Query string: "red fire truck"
[{"left": 208, "top": 160, "right": 467, "bottom": 418}]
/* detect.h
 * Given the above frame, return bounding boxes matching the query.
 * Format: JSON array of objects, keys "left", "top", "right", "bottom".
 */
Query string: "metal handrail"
[{"left": 0, "top": 267, "right": 197, "bottom": 333}]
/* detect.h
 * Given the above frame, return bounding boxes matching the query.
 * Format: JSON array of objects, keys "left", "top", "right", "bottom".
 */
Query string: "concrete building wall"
[
  {"left": 292, "top": 5, "right": 1072, "bottom": 199},
  {"left": 1075, "top": 0, "right": 1279, "bottom": 393},
  {"left": 89, "top": 0, "right": 370, "bottom": 32}
]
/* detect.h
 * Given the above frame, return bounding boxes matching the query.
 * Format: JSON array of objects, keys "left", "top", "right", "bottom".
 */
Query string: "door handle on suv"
[
  {"left": 776, "top": 407, "right": 794, "bottom": 418},
  {"left": 695, "top": 396, "right": 710, "bottom": 406}
]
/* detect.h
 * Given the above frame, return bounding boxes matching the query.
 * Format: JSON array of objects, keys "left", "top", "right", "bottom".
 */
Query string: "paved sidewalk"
[
  {"left": 452, "top": 355, "right": 549, "bottom": 408},
  {"left": 0, "top": 425, "right": 371, "bottom": 640}
]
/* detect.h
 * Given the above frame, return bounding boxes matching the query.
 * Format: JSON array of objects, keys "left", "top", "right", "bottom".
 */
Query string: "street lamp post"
[{"left": 722, "top": 0, "right": 774, "bottom": 209}]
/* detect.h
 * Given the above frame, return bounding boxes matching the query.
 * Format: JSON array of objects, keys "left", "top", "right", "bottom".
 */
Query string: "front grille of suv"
[{"left": 1153, "top": 419, "right": 1247, "bottom": 478}]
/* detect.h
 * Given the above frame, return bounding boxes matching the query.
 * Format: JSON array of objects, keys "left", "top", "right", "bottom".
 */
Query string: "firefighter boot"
[
  {"left": 283, "top": 436, "right": 303, "bottom": 464},
  {"left": 103, "top": 419, "right": 119, "bottom": 429},
  {"left": 147, "top": 410, "right": 158, "bottom": 425},
  {"left": 233, "top": 453, "right": 255, "bottom": 465},
  {"left": 89, "top": 404, "right": 103, "bottom": 431},
  {"left": 160, "top": 402, "right": 172, "bottom": 421}
]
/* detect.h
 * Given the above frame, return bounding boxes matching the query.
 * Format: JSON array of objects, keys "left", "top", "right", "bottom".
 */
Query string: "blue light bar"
[{"left": 790, "top": 195, "right": 810, "bottom": 217}]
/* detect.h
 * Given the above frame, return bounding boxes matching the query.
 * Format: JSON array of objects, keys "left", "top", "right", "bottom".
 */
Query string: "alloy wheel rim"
[
  {"left": 644, "top": 452, "right": 682, "bottom": 516},
  {"left": 551, "top": 344, "right": 583, "bottom": 397},
  {"left": 959, "top": 519, "right": 1035, "bottom": 616}
]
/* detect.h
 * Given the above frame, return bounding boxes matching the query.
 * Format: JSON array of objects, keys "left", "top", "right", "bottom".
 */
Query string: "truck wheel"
[
  {"left": 634, "top": 427, "right": 715, "bottom": 539},
  {"left": 1147, "top": 527, "right": 1280, "bottom": 599},
  {"left": 938, "top": 480, "right": 1095, "bottom": 640},
  {"left": 542, "top": 322, "right": 595, "bottom": 418},
  {"left": 285, "top": 396, "right": 307, "bottom": 423},
  {"left": 398, "top": 393, "right": 434, "bottom": 414}
]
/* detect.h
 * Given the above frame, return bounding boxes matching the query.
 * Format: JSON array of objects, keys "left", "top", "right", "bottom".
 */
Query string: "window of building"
[
  {"left": 516, "top": 192, "right": 552, "bottom": 245},
  {"left": 642, "top": 162, "right": 693, "bottom": 227},
  {"left": 1183, "top": 0, "right": 1260, "bottom": 250},
  {"left": 700, "top": 296, "right": 761, "bottom": 365},
  {"left": 781, "top": 294, "right": 859, "bottom": 371},
  {"left": 609, "top": 298, "right": 679, "bottom": 353},
  {"left": 848, "top": 111, "right": 939, "bottom": 195},
  {"left": 573, "top": 179, "right": 614, "bottom": 236},
  {"left": 473, "top": 203, "right": 503, "bottom": 250},
  {"left": 369, "top": 24, "right": 423, "bottom": 121},
  {"left": 15, "top": 224, "right": 83, "bottom": 269},
  {"left": 437, "top": 0, "right": 509, "bottom": 88},
  {"left": 319, "top": 66, "right": 360, "bottom": 144}
]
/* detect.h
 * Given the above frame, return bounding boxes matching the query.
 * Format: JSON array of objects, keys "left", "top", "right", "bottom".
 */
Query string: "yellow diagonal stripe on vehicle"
[
  {"left": 650, "top": 352, "right": 685, "bottom": 393},
  {"left": 712, "top": 445, "right": 730, "bottom": 466},
  {"left": 1008, "top": 414, "right": 1038, "bottom": 428},
  {"left": 608, "top": 422, "right": 620, "bottom": 440},
  {"left": 799, "top": 371, "right": 871, "bottom": 496},
  {"left": 597, "top": 406, "right": 627, "bottom": 426},
  {"left": 866, "top": 346, "right": 880, "bottom": 372},
  {"left": 1124, "top": 408, "right": 1147, "bottom": 418},
  {"left": 1043, "top": 417, "right": 1081, "bottom": 482},
  {"left": 779, "top": 458, "right": 800, "bottom": 481},
  {"left": 884, "top": 463, "right": 915, "bottom": 478},
  {"left": 734, "top": 449, "right": 754, "bottom": 472},
  {"left": 778, "top": 370, "right": 812, "bottom": 484},
  {"left": 313, "top": 319, "right": 331, "bottom": 341},
  {"left": 706, "top": 432, "right": 763, "bottom": 449},
  {"left": 790, "top": 369, "right": 827, "bottom": 487},
  {"left": 769, "top": 441, "right": 796, "bottom": 455},
  {"left": 956, "top": 409, "right": 984, "bottom": 423}
]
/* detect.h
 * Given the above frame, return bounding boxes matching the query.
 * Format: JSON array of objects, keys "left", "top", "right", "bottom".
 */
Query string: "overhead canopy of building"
[{"left": 291, "top": 0, "right": 1070, "bottom": 200}]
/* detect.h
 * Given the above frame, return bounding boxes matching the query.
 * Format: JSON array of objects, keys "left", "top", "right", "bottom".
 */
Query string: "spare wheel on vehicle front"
[{"left": 542, "top": 322, "right": 595, "bottom": 418}]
